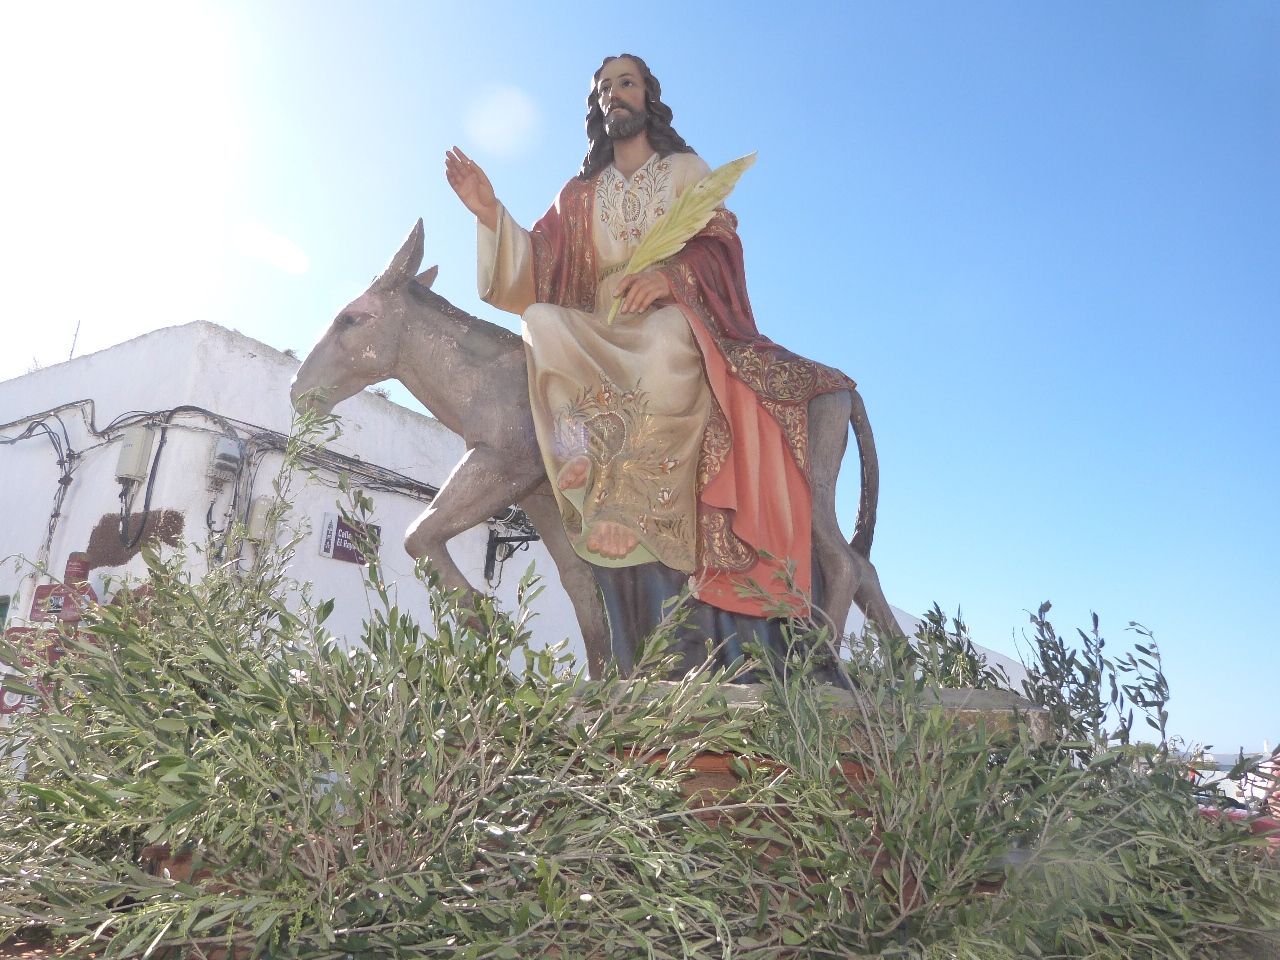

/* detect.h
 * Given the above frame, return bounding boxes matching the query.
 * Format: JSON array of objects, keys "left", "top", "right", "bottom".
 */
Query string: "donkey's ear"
[
  {"left": 414, "top": 265, "right": 439, "bottom": 290},
  {"left": 373, "top": 218, "right": 425, "bottom": 290}
]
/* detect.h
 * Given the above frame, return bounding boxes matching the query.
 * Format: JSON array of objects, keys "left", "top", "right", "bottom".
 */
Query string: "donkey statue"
[{"left": 291, "top": 220, "right": 898, "bottom": 678}]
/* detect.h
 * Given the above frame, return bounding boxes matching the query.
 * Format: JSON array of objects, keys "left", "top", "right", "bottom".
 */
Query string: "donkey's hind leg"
[
  {"left": 808, "top": 391, "right": 900, "bottom": 643},
  {"left": 809, "top": 391, "right": 858, "bottom": 638}
]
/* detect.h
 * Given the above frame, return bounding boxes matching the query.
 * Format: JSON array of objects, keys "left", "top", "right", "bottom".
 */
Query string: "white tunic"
[{"left": 478, "top": 152, "right": 713, "bottom": 572}]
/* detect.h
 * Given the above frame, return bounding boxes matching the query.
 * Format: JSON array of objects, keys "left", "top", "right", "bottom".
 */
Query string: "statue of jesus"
[{"left": 446, "top": 54, "right": 856, "bottom": 673}]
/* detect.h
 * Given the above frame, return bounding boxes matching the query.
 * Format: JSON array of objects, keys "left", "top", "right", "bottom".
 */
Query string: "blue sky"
[{"left": 2, "top": 1, "right": 1276, "bottom": 750}]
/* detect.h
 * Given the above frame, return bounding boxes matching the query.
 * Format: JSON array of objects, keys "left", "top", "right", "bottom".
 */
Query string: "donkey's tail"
[{"left": 848, "top": 387, "right": 879, "bottom": 559}]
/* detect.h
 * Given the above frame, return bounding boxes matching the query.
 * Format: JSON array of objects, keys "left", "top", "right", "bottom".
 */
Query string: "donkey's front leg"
[{"left": 404, "top": 444, "right": 540, "bottom": 602}]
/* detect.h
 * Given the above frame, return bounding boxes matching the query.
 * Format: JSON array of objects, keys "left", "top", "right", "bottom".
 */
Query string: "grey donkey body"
[{"left": 291, "top": 220, "right": 898, "bottom": 677}]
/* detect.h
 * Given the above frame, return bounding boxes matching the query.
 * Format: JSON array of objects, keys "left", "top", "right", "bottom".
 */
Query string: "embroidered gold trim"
[
  {"left": 535, "top": 180, "right": 599, "bottom": 312},
  {"left": 597, "top": 261, "right": 627, "bottom": 283},
  {"left": 698, "top": 507, "right": 757, "bottom": 572},
  {"left": 553, "top": 373, "right": 696, "bottom": 573},
  {"left": 760, "top": 399, "right": 811, "bottom": 475},
  {"left": 697, "top": 398, "right": 732, "bottom": 489}
]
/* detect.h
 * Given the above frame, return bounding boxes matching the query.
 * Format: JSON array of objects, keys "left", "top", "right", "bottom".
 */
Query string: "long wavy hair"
[{"left": 578, "top": 54, "right": 694, "bottom": 181}]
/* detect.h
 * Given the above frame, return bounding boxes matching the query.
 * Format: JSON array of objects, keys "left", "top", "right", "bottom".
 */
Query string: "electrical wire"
[
  {"left": 115, "top": 407, "right": 249, "bottom": 551},
  {"left": 118, "top": 414, "right": 170, "bottom": 550},
  {"left": 2, "top": 414, "right": 79, "bottom": 571},
  {"left": 5, "top": 401, "right": 539, "bottom": 577}
]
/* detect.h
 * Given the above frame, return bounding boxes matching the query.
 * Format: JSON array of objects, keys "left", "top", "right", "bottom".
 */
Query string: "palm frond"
[{"left": 606, "top": 152, "right": 756, "bottom": 324}]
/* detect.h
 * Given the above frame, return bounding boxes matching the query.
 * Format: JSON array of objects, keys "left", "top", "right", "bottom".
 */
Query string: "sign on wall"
[
  {"left": 318, "top": 513, "right": 381, "bottom": 565},
  {"left": 29, "top": 582, "right": 95, "bottom": 624}
]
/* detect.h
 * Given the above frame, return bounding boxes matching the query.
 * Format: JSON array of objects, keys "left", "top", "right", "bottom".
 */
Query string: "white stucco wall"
[{"left": 0, "top": 321, "right": 581, "bottom": 659}]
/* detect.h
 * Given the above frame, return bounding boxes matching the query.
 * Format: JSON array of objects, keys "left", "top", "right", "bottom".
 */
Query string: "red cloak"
[{"left": 527, "top": 172, "right": 854, "bottom": 617}]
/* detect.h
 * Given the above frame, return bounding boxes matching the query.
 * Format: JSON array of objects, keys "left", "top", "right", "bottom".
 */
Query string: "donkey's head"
[{"left": 291, "top": 219, "right": 439, "bottom": 415}]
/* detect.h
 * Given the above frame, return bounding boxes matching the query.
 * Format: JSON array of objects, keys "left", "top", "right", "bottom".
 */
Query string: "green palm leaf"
[{"left": 606, "top": 152, "right": 756, "bottom": 324}]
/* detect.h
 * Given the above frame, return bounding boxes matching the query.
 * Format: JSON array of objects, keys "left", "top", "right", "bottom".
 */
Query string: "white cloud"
[
  {"left": 235, "top": 220, "right": 311, "bottom": 276},
  {"left": 463, "top": 85, "right": 542, "bottom": 159}
]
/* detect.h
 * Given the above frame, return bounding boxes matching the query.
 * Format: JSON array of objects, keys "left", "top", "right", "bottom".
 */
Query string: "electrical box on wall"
[
  {"left": 210, "top": 436, "right": 243, "bottom": 477},
  {"left": 115, "top": 426, "right": 154, "bottom": 482},
  {"left": 246, "top": 496, "right": 275, "bottom": 541}
]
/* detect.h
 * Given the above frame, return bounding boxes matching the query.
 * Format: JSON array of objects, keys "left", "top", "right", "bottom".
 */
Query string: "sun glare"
[{"left": 1, "top": 1, "right": 242, "bottom": 377}]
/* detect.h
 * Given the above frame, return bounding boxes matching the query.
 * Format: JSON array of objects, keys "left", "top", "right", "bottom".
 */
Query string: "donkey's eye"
[{"left": 337, "top": 313, "right": 358, "bottom": 327}]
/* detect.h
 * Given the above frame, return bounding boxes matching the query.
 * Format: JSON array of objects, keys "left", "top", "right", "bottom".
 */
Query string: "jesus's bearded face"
[
  {"left": 604, "top": 106, "right": 646, "bottom": 140},
  {"left": 596, "top": 57, "right": 648, "bottom": 141}
]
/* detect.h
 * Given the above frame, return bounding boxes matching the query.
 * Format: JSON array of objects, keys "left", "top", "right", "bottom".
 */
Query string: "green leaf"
[
  {"left": 782, "top": 927, "right": 806, "bottom": 945},
  {"left": 162, "top": 797, "right": 203, "bottom": 826}
]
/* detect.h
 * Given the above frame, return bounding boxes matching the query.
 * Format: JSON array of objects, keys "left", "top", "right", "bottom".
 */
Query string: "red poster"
[{"left": 29, "top": 582, "right": 96, "bottom": 624}]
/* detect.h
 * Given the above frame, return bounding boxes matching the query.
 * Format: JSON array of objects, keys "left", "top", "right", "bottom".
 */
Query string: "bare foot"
[
  {"left": 587, "top": 520, "right": 639, "bottom": 558},
  {"left": 557, "top": 456, "right": 590, "bottom": 491}
]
